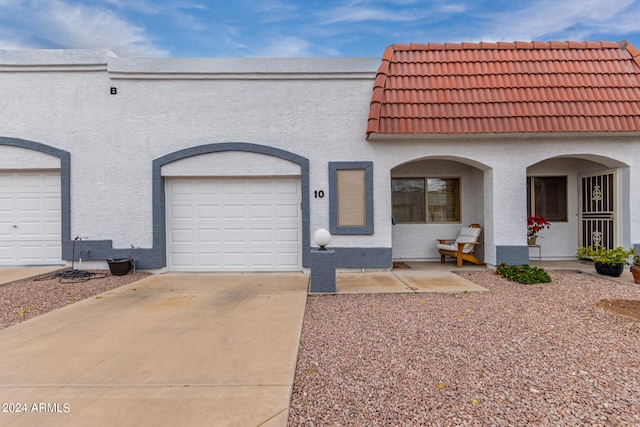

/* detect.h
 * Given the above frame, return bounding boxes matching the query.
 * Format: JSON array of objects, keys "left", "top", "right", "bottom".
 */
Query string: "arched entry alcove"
[
  {"left": 390, "top": 155, "right": 489, "bottom": 262},
  {"left": 526, "top": 154, "right": 630, "bottom": 260}
]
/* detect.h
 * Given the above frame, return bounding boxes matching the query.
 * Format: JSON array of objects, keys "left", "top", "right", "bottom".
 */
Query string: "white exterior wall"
[
  {"left": 0, "top": 50, "right": 387, "bottom": 254},
  {"left": 2, "top": 49, "right": 640, "bottom": 268}
]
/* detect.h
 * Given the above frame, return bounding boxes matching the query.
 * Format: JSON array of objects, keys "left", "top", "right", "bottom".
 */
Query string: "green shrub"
[
  {"left": 495, "top": 263, "right": 551, "bottom": 284},
  {"left": 576, "top": 246, "right": 635, "bottom": 266}
]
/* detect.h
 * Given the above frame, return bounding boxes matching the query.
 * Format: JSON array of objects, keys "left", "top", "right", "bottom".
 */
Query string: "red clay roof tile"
[{"left": 367, "top": 40, "right": 640, "bottom": 137}]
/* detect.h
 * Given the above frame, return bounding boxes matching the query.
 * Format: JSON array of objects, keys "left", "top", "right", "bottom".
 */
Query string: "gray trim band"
[
  {"left": 496, "top": 245, "right": 530, "bottom": 265},
  {"left": 330, "top": 247, "right": 392, "bottom": 268}
]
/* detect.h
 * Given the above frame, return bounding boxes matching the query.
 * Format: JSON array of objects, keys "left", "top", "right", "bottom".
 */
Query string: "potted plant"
[
  {"left": 576, "top": 246, "right": 636, "bottom": 277},
  {"left": 527, "top": 216, "right": 550, "bottom": 245},
  {"left": 631, "top": 254, "right": 640, "bottom": 284}
]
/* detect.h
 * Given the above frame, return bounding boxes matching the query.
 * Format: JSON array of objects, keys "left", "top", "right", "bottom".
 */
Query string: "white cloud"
[
  {"left": 480, "top": 0, "right": 640, "bottom": 42},
  {"left": 320, "top": 1, "right": 433, "bottom": 24},
  {"left": 0, "top": 0, "right": 168, "bottom": 56}
]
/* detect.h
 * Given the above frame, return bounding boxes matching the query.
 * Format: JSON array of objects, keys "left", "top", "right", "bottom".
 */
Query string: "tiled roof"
[{"left": 366, "top": 41, "right": 640, "bottom": 137}]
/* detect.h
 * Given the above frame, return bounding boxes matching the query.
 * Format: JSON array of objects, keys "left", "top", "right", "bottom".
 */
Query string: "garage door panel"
[
  {"left": 277, "top": 228, "right": 300, "bottom": 242},
  {"left": 196, "top": 205, "right": 220, "bottom": 218},
  {"left": 17, "top": 197, "right": 44, "bottom": 213},
  {"left": 276, "top": 179, "right": 299, "bottom": 192},
  {"left": 170, "top": 252, "right": 194, "bottom": 267},
  {"left": 250, "top": 204, "right": 273, "bottom": 218},
  {"left": 44, "top": 222, "right": 61, "bottom": 238},
  {"left": 0, "top": 171, "right": 62, "bottom": 266},
  {"left": 223, "top": 228, "right": 247, "bottom": 243},
  {"left": 196, "top": 228, "right": 220, "bottom": 243},
  {"left": 197, "top": 252, "right": 221, "bottom": 266},
  {"left": 0, "top": 197, "right": 12, "bottom": 213},
  {"left": 223, "top": 252, "right": 247, "bottom": 266},
  {"left": 167, "top": 177, "right": 301, "bottom": 272},
  {"left": 223, "top": 181, "right": 246, "bottom": 195},
  {"left": 250, "top": 228, "right": 273, "bottom": 243},
  {"left": 250, "top": 252, "right": 273, "bottom": 263},
  {"left": 15, "top": 221, "right": 43, "bottom": 236},
  {"left": 277, "top": 252, "right": 301, "bottom": 267},
  {"left": 18, "top": 243, "right": 60, "bottom": 262},
  {"left": 223, "top": 205, "right": 247, "bottom": 219},
  {"left": 171, "top": 205, "right": 193, "bottom": 219},
  {"left": 249, "top": 181, "right": 272, "bottom": 194},
  {"left": 171, "top": 229, "right": 193, "bottom": 243},
  {"left": 46, "top": 245, "right": 62, "bottom": 259},
  {"left": 277, "top": 204, "right": 300, "bottom": 218}
]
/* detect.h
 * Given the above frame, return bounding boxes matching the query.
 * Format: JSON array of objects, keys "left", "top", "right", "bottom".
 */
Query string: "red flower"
[{"left": 527, "top": 216, "right": 550, "bottom": 237}]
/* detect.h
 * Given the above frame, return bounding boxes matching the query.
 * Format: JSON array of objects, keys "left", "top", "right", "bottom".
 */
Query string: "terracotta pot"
[
  {"left": 594, "top": 262, "right": 624, "bottom": 277},
  {"left": 631, "top": 264, "right": 640, "bottom": 284}
]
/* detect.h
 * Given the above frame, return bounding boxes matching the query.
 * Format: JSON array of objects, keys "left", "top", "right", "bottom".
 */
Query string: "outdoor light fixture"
[{"left": 313, "top": 228, "right": 331, "bottom": 250}]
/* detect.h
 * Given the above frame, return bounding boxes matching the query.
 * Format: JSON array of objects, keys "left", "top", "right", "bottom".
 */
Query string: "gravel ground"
[
  {"left": 289, "top": 271, "right": 640, "bottom": 426},
  {"left": 0, "top": 270, "right": 150, "bottom": 330}
]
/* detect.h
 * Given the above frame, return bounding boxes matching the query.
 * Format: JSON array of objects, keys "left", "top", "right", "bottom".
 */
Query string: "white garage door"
[
  {"left": 166, "top": 177, "right": 302, "bottom": 272},
  {"left": 0, "top": 171, "right": 62, "bottom": 266}
]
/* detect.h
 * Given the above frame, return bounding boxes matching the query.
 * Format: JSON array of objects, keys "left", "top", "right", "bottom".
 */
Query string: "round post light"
[{"left": 313, "top": 228, "right": 331, "bottom": 251}]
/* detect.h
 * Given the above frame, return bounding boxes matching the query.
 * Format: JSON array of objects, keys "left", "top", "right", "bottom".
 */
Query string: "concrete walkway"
[
  {"left": 335, "top": 262, "right": 489, "bottom": 293},
  {"left": 0, "top": 273, "right": 308, "bottom": 427},
  {"left": 0, "top": 265, "right": 66, "bottom": 285}
]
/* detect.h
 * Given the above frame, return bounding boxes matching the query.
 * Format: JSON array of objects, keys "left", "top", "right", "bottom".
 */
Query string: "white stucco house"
[{"left": 1, "top": 40, "right": 640, "bottom": 272}]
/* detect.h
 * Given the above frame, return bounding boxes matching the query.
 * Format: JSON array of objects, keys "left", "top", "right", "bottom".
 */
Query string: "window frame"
[
  {"left": 329, "top": 162, "right": 374, "bottom": 235},
  {"left": 391, "top": 176, "right": 461, "bottom": 224}
]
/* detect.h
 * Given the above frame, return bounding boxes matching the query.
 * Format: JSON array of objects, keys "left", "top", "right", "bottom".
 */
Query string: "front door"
[{"left": 579, "top": 170, "right": 617, "bottom": 249}]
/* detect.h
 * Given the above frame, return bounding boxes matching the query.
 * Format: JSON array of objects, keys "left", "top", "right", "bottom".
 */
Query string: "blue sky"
[{"left": 1, "top": 0, "right": 639, "bottom": 58}]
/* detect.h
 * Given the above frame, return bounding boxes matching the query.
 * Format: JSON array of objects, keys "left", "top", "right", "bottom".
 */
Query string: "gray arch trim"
[
  {"left": 0, "top": 137, "right": 71, "bottom": 259},
  {"left": 150, "top": 142, "right": 311, "bottom": 269}
]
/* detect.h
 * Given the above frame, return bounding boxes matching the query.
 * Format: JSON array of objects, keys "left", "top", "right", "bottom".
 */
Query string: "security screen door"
[{"left": 579, "top": 170, "right": 617, "bottom": 249}]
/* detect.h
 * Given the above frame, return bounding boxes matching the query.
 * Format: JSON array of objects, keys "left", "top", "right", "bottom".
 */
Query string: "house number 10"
[{"left": 314, "top": 190, "right": 325, "bottom": 198}]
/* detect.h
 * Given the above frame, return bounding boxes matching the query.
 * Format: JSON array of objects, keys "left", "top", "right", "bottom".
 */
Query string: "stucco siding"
[{"left": 0, "top": 145, "right": 60, "bottom": 169}]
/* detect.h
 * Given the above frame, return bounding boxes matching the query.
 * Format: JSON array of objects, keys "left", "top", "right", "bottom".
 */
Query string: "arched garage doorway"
[
  {"left": 153, "top": 143, "right": 310, "bottom": 272},
  {"left": 0, "top": 137, "right": 70, "bottom": 266}
]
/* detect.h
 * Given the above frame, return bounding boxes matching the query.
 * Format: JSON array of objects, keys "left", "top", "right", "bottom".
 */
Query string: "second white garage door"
[
  {"left": 0, "top": 171, "right": 62, "bottom": 266},
  {"left": 166, "top": 177, "right": 302, "bottom": 272}
]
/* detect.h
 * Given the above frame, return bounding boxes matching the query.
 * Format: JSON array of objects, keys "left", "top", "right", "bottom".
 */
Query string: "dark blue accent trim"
[
  {"left": 0, "top": 137, "right": 71, "bottom": 259},
  {"left": 328, "top": 161, "right": 374, "bottom": 235},
  {"left": 152, "top": 143, "right": 311, "bottom": 269},
  {"left": 496, "top": 245, "right": 530, "bottom": 265},
  {"left": 310, "top": 249, "right": 336, "bottom": 293},
  {"left": 330, "top": 247, "right": 392, "bottom": 268}
]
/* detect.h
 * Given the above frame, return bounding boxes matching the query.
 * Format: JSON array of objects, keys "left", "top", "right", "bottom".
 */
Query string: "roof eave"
[{"left": 366, "top": 131, "right": 640, "bottom": 141}]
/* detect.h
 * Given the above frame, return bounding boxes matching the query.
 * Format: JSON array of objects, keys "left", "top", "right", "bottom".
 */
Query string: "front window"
[
  {"left": 392, "top": 177, "right": 460, "bottom": 223},
  {"left": 527, "top": 176, "right": 567, "bottom": 221}
]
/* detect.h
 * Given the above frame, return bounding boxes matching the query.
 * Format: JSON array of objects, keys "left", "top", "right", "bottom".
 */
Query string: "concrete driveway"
[{"left": 0, "top": 273, "right": 309, "bottom": 427}]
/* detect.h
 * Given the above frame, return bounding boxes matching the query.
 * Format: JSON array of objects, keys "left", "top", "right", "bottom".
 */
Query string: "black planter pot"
[
  {"left": 594, "top": 262, "right": 624, "bottom": 277},
  {"left": 107, "top": 258, "right": 133, "bottom": 275}
]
